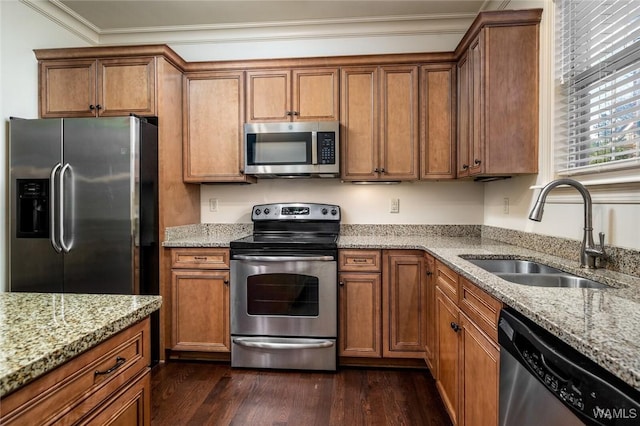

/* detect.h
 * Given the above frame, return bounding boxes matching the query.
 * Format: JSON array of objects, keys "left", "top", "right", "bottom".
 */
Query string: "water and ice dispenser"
[{"left": 16, "top": 179, "right": 49, "bottom": 238}]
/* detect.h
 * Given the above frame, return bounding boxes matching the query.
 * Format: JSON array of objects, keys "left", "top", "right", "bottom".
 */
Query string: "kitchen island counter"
[{"left": 0, "top": 292, "right": 162, "bottom": 397}]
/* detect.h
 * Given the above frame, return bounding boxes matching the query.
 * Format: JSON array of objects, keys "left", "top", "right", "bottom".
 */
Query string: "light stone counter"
[
  {"left": 163, "top": 223, "right": 640, "bottom": 390},
  {"left": 0, "top": 293, "right": 162, "bottom": 397},
  {"left": 339, "top": 234, "right": 640, "bottom": 391}
]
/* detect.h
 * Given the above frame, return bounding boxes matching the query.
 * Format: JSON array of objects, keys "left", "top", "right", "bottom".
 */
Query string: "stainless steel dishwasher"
[{"left": 499, "top": 308, "right": 640, "bottom": 426}]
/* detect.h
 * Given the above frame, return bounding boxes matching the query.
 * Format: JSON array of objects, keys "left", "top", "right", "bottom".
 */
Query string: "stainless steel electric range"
[{"left": 229, "top": 202, "right": 340, "bottom": 371}]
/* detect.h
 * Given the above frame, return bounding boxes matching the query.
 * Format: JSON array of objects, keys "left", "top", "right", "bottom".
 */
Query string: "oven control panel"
[{"left": 252, "top": 203, "right": 340, "bottom": 221}]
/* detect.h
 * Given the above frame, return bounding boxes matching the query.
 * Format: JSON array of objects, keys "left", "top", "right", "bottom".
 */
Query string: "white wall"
[
  {"left": 0, "top": 0, "right": 91, "bottom": 291},
  {"left": 200, "top": 180, "right": 484, "bottom": 224}
]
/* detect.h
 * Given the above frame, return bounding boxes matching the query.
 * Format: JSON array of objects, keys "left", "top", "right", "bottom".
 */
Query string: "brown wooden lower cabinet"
[
  {"left": 0, "top": 318, "right": 151, "bottom": 426},
  {"left": 169, "top": 248, "right": 231, "bottom": 354},
  {"left": 434, "top": 261, "right": 502, "bottom": 426},
  {"left": 383, "top": 250, "right": 427, "bottom": 358},
  {"left": 338, "top": 271, "right": 382, "bottom": 357},
  {"left": 423, "top": 253, "right": 437, "bottom": 372},
  {"left": 338, "top": 249, "right": 427, "bottom": 362},
  {"left": 459, "top": 311, "right": 499, "bottom": 426},
  {"left": 338, "top": 249, "right": 383, "bottom": 358},
  {"left": 435, "top": 286, "right": 461, "bottom": 424}
]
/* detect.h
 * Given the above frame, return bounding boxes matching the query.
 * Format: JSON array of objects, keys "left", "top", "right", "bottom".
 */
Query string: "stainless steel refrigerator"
[{"left": 9, "top": 116, "right": 158, "bottom": 297}]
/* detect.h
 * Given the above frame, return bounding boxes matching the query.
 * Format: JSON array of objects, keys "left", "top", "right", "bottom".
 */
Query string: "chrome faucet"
[{"left": 529, "top": 178, "right": 606, "bottom": 269}]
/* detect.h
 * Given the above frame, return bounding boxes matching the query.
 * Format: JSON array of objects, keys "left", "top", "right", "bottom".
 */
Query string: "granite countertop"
[
  {"left": 0, "top": 293, "right": 162, "bottom": 397},
  {"left": 163, "top": 224, "right": 640, "bottom": 391},
  {"left": 340, "top": 235, "right": 640, "bottom": 391}
]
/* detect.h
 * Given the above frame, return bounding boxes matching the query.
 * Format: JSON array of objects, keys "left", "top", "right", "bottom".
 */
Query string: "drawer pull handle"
[
  {"left": 352, "top": 259, "right": 368, "bottom": 263},
  {"left": 194, "top": 256, "right": 208, "bottom": 261},
  {"left": 95, "top": 356, "right": 126, "bottom": 376}
]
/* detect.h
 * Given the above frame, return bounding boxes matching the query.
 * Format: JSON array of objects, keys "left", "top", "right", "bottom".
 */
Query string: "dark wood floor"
[{"left": 151, "top": 361, "right": 452, "bottom": 426}]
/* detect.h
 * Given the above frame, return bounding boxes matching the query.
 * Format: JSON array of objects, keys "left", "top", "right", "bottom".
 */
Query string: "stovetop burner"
[{"left": 230, "top": 203, "right": 341, "bottom": 252}]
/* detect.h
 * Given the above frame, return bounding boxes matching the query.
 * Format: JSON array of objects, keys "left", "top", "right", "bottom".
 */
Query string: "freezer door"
[
  {"left": 62, "top": 117, "right": 138, "bottom": 294},
  {"left": 9, "top": 118, "right": 64, "bottom": 292}
]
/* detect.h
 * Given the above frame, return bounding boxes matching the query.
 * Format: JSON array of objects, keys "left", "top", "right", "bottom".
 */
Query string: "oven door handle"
[
  {"left": 233, "top": 255, "right": 335, "bottom": 262},
  {"left": 233, "top": 338, "right": 334, "bottom": 350}
]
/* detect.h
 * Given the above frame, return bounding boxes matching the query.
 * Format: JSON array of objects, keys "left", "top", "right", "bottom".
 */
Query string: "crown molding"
[
  {"left": 21, "top": 0, "right": 100, "bottom": 44},
  {"left": 23, "top": 0, "right": 476, "bottom": 46}
]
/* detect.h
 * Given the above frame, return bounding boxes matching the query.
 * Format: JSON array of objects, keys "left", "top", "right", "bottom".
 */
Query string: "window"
[{"left": 556, "top": 0, "right": 640, "bottom": 176}]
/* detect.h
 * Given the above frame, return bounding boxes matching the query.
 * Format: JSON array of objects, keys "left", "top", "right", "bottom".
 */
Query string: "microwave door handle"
[{"left": 311, "top": 131, "right": 318, "bottom": 165}]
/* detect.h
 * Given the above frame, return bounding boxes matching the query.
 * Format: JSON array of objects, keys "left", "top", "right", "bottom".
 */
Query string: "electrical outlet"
[
  {"left": 503, "top": 197, "right": 509, "bottom": 215},
  {"left": 390, "top": 198, "right": 400, "bottom": 214},
  {"left": 209, "top": 198, "right": 218, "bottom": 212}
]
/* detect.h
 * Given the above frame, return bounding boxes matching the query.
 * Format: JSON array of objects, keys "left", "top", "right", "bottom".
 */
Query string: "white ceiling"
[{"left": 23, "top": 0, "right": 509, "bottom": 45}]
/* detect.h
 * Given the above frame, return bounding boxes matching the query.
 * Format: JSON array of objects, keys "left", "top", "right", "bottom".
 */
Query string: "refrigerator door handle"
[
  {"left": 49, "top": 163, "right": 63, "bottom": 253},
  {"left": 59, "top": 163, "right": 72, "bottom": 253}
]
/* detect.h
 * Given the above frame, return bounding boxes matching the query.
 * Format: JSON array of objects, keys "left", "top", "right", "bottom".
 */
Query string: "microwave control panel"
[{"left": 317, "top": 132, "right": 336, "bottom": 164}]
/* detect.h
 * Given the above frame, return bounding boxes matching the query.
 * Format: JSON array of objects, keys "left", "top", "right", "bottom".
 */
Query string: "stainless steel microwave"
[{"left": 243, "top": 121, "right": 340, "bottom": 178}]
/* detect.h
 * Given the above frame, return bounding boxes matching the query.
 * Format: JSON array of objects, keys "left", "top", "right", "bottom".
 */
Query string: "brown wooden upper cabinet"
[
  {"left": 420, "top": 64, "right": 456, "bottom": 180},
  {"left": 456, "top": 10, "right": 540, "bottom": 178},
  {"left": 183, "top": 71, "right": 255, "bottom": 183},
  {"left": 341, "top": 65, "right": 419, "bottom": 181},
  {"left": 39, "top": 57, "right": 156, "bottom": 118},
  {"left": 246, "top": 68, "right": 339, "bottom": 122}
]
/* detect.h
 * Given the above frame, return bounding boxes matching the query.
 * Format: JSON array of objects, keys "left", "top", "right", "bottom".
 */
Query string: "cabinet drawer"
[
  {"left": 76, "top": 370, "right": 151, "bottom": 426},
  {"left": 1, "top": 318, "right": 150, "bottom": 425},
  {"left": 339, "top": 250, "right": 382, "bottom": 272},
  {"left": 171, "top": 248, "right": 230, "bottom": 269},
  {"left": 459, "top": 277, "right": 502, "bottom": 343},
  {"left": 435, "top": 260, "right": 459, "bottom": 302}
]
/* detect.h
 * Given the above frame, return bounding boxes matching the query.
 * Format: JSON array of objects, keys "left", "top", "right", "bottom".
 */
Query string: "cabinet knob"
[
  {"left": 89, "top": 105, "right": 95, "bottom": 110},
  {"left": 379, "top": 168, "right": 386, "bottom": 173},
  {"left": 223, "top": 279, "right": 229, "bottom": 285},
  {"left": 474, "top": 159, "right": 482, "bottom": 166},
  {"left": 339, "top": 281, "right": 344, "bottom": 286},
  {"left": 95, "top": 104, "right": 102, "bottom": 110},
  {"left": 286, "top": 111, "right": 293, "bottom": 116},
  {"left": 426, "top": 271, "right": 433, "bottom": 277},
  {"left": 450, "top": 322, "right": 461, "bottom": 332},
  {"left": 462, "top": 164, "right": 469, "bottom": 170},
  {"left": 292, "top": 111, "right": 299, "bottom": 116}
]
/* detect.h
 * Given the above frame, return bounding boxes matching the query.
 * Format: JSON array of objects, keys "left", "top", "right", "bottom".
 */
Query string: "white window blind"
[{"left": 556, "top": 0, "right": 640, "bottom": 175}]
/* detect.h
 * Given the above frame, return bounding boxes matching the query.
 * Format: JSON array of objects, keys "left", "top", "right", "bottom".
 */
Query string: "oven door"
[{"left": 230, "top": 254, "right": 337, "bottom": 338}]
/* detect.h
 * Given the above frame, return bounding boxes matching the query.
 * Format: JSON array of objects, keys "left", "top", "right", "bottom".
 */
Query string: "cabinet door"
[
  {"left": 246, "top": 70, "right": 290, "bottom": 122},
  {"left": 460, "top": 312, "right": 499, "bottom": 426},
  {"left": 435, "top": 287, "right": 460, "bottom": 425},
  {"left": 383, "top": 250, "right": 426, "bottom": 358},
  {"left": 421, "top": 64, "right": 456, "bottom": 180},
  {"left": 338, "top": 272, "right": 382, "bottom": 358},
  {"left": 424, "top": 254, "right": 436, "bottom": 372},
  {"left": 379, "top": 66, "right": 419, "bottom": 180},
  {"left": 456, "top": 52, "right": 471, "bottom": 177},
  {"left": 469, "top": 35, "right": 484, "bottom": 176},
  {"left": 183, "top": 72, "right": 251, "bottom": 182},
  {"left": 39, "top": 59, "right": 97, "bottom": 118},
  {"left": 340, "top": 66, "right": 379, "bottom": 180},
  {"left": 292, "top": 68, "right": 339, "bottom": 121},
  {"left": 171, "top": 269, "right": 230, "bottom": 352},
  {"left": 98, "top": 57, "right": 156, "bottom": 117}
]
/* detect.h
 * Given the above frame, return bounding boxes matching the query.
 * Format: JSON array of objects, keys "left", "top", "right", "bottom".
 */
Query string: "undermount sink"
[
  {"left": 494, "top": 273, "right": 608, "bottom": 289},
  {"left": 466, "top": 259, "right": 562, "bottom": 274},
  {"left": 463, "top": 257, "right": 610, "bottom": 289}
]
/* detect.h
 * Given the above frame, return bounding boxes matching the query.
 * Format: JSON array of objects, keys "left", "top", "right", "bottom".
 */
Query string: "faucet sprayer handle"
[{"left": 598, "top": 232, "right": 606, "bottom": 251}]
